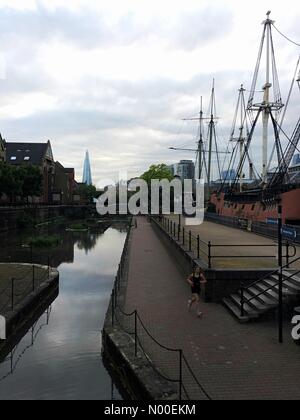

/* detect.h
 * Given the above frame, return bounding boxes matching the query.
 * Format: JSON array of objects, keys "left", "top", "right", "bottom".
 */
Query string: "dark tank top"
[{"left": 192, "top": 274, "right": 201, "bottom": 287}]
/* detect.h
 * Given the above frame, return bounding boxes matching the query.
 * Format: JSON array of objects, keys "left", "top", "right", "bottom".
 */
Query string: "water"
[{"left": 0, "top": 223, "right": 127, "bottom": 400}]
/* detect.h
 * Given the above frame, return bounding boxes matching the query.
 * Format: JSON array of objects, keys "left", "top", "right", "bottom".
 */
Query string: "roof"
[
  {"left": 64, "top": 168, "right": 75, "bottom": 174},
  {"left": 5, "top": 141, "right": 54, "bottom": 165}
]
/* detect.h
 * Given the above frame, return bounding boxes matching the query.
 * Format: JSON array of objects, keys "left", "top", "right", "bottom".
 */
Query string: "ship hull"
[{"left": 211, "top": 187, "right": 300, "bottom": 225}]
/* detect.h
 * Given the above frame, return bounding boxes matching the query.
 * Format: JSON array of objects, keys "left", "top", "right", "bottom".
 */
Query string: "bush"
[
  {"left": 17, "top": 214, "right": 35, "bottom": 229},
  {"left": 68, "top": 223, "right": 88, "bottom": 230},
  {"left": 28, "top": 235, "right": 60, "bottom": 248}
]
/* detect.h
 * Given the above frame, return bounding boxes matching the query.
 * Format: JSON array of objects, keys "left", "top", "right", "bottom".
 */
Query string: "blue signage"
[
  {"left": 266, "top": 218, "right": 278, "bottom": 225},
  {"left": 281, "top": 227, "right": 297, "bottom": 240}
]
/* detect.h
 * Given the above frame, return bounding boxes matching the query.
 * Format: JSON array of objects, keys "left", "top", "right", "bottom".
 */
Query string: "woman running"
[{"left": 187, "top": 266, "right": 207, "bottom": 318}]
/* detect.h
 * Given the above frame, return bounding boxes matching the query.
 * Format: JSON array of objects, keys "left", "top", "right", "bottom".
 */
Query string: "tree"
[
  {"left": 0, "top": 163, "right": 43, "bottom": 202},
  {"left": 18, "top": 165, "right": 43, "bottom": 202},
  {"left": 140, "top": 164, "right": 174, "bottom": 185},
  {"left": 140, "top": 164, "right": 176, "bottom": 213},
  {"left": 0, "top": 162, "right": 22, "bottom": 200},
  {"left": 77, "top": 183, "right": 99, "bottom": 202}
]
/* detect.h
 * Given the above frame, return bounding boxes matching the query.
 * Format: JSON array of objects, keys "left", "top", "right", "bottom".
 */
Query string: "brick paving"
[{"left": 121, "top": 216, "right": 300, "bottom": 400}]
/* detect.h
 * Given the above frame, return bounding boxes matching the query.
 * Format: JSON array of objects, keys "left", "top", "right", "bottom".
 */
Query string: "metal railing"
[
  {"left": 153, "top": 215, "right": 293, "bottom": 269},
  {"left": 205, "top": 212, "right": 300, "bottom": 244},
  {"left": 109, "top": 216, "right": 211, "bottom": 401},
  {"left": 239, "top": 255, "right": 300, "bottom": 317},
  {"left": 0, "top": 257, "right": 52, "bottom": 315}
]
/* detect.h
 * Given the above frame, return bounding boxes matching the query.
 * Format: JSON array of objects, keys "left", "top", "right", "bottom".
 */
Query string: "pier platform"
[{"left": 164, "top": 215, "right": 300, "bottom": 269}]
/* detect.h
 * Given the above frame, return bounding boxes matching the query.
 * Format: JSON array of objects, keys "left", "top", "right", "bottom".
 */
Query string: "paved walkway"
[{"left": 122, "top": 216, "right": 300, "bottom": 400}]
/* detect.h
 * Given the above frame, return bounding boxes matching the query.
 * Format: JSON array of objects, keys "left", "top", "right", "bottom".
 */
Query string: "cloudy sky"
[{"left": 0, "top": 0, "right": 299, "bottom": 185}]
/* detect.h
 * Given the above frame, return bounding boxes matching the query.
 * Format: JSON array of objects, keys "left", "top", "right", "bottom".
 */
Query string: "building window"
[
  {"left": 10, "top": 156, "right": 16, "bottom": 160},
  {"left": 24, "top": 156, "right": 30, "bottom": 161}
]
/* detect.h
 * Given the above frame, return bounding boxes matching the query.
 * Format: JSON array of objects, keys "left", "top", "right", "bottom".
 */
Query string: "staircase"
[{"left": 223, "top": 270, "right": 300, "bottom": 322}]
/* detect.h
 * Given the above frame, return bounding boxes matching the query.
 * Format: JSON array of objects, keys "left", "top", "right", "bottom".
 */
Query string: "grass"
[
  {"left": 27, "top": 235, "right": 61, "bottom": 248},
  {"left": 67, "top": 223, "right": 88, "bottom": 231}
]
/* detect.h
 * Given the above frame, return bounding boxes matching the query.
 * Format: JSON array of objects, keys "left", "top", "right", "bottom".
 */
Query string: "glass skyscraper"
[{"left": 82, "top": 150, "right": 93, "bottom": 185}]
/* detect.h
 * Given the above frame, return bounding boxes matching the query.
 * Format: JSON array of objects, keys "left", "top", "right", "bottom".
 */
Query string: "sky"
[{"left": 0, "top": 0, "right": 299, "bottom": 186}]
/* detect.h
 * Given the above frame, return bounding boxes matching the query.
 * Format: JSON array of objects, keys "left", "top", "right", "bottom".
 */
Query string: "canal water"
[{"left": 0, "top": 222, "right": 127, "bottom": 400}]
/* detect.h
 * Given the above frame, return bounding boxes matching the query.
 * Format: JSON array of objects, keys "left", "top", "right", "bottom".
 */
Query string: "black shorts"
[{"left": 191, "top": 286, "right": 200, "bottom": 295}]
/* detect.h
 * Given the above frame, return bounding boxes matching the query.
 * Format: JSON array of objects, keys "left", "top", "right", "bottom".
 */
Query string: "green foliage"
[
  {"left": 140, "top": 164, "right": 174, "bottom": 185},
  {"left": 77, "top": 184, "right": 99, "bottom": 202},
  {"left": 206, "top": 202, "right": 216, "bottom": 213},
  {"left": 17, "top": 213, "right": 35, "bottom": 229},
  {"left": 0, "top": 162, "right": 22, "bottom": 198},
  {"left": 68, "top": 223, "right": 88, "bottom": 230},
  {"left": 0, "top": 162, "right": 43, "bottom": 201},
  {"left": 18, "top": 165, "right": 43, "bottom": 200},
  {"left": 28, "top": 235, "right": 61, "bottom": 248}
]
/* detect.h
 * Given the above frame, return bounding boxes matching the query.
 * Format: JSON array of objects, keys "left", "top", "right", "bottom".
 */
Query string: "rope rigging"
[{"left": 272, "top": 23, "right": 300, "bottom": 48}]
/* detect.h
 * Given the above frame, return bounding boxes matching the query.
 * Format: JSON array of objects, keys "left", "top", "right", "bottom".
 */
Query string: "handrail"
[
  {"left": 242, "top": 255, "right": 300, "bottom": 304},
  {"left": 243, "top": 254, "right": 300, "bottom": 292}
]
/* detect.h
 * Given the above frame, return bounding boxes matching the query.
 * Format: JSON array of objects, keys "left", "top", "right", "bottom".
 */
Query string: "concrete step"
[
  {"left": 269, "top": 276, "right": 296, "bottom": 295},
  {"left": 222, "top": 297, "right": 250, "bottom": 323},
  {"left": 247, "top": 286, "right": 278, "bottom": 306},
  {"left": 238, "top": 290, "right": 268, "bottom": 312},
  {"left": 224, "top": 270, "right": 300, "bottom": 322},
  {"left": 283, "top": 271, "right": 300, "bottom": 288},
  {"left": 230, "top": 294, "right": 260, "bottom": 318}
]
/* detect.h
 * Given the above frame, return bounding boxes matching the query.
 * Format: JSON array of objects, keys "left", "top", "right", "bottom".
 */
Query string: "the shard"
[{"left": 82, "top": 150, "right": 93, "bottom": 185}]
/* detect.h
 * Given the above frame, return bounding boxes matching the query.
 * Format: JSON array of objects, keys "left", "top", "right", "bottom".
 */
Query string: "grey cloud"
[
  {"left": 168, "top": 7, "right": 234, "bottom": 51},
  {"left": 0, "top": 4, "right": 233, "bottom": 52}
]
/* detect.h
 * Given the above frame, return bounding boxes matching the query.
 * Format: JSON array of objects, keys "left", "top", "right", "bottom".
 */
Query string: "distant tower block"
[{"left": 82, "top": 150, "right": 93, "bottom": 185}]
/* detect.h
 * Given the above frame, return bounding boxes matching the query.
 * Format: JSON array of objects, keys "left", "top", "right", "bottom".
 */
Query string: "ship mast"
[
  {"left": 247, "top": 11, "right": 284, "bottom": 182},
  {"left": 230, "top": 84, "right": 249, "bottom": 191},
  {"left": 207, "top": 79, "right": 220, "bottom": 191},
  {"left": 197, "top": 96, "right": 205, "bottom": 181}
]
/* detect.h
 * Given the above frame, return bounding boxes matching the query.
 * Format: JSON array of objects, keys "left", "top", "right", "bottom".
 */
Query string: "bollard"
[
  {"left": 240, "top": 283, "right": 245, "bottom": 317},
  {"left": 134, "top": 310, "right": 138, "bottom": 357},
  {"left": 11, "top": 278, "right": 15, "bottom": 311},
  {"left": 179, "top": 349, "right": 183, "bottom": 401},
  {"left": 32, "top": 265, "right": 35, "bottom": 292},
  {"left": 189, "top": 231, "right": 192, "bottom": 251},
  {"left": 208, "top": 241, "right": 212, "bottom": 269},
  {"left": 111, "top": 289, "right": 115, "bottom": 327},
  {"left": 48, "top": 256, "right": 50, "bottom": 279},
  {"left": 197, "top": 235, "right": 200, "bottom": 259}
]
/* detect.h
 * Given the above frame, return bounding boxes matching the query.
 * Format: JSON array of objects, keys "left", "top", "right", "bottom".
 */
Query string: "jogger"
[{"left": 187, "top": 266, "right": 207, "bottom": 317}]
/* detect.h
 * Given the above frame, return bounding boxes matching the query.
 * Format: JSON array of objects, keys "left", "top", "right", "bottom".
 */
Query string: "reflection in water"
[
  {"left": 76, "top": 233, "right": 98, "bottom": 255},
  {"left": 0, "top": 307, "right": 52, "bottom": 383},
  {"left": 0, "top": 224, "right": 128, "bottom": 400}
]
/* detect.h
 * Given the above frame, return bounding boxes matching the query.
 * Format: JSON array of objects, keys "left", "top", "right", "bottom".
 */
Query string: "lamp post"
[{"left": 277, "top": 198, "right": 283, "bottom": 344}]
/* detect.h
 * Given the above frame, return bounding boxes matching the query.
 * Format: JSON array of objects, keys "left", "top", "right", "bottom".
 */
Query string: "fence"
[
  {"left": 109, "top": 216, "right": 211, "bottom": 401},
  {"left": 0, "top": 257, "right": 53, "bottom": 316},
  {"left": 151, "top": 215, "right": 290, "bottom": 269},
  {"left": 205, "top": 212, "right": 300, "bottom": 244}
]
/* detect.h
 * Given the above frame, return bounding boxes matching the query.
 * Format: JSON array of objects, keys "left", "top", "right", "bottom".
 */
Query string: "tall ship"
[{"left": 210, "top": 11, "right": 300, "bottom": 225}]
